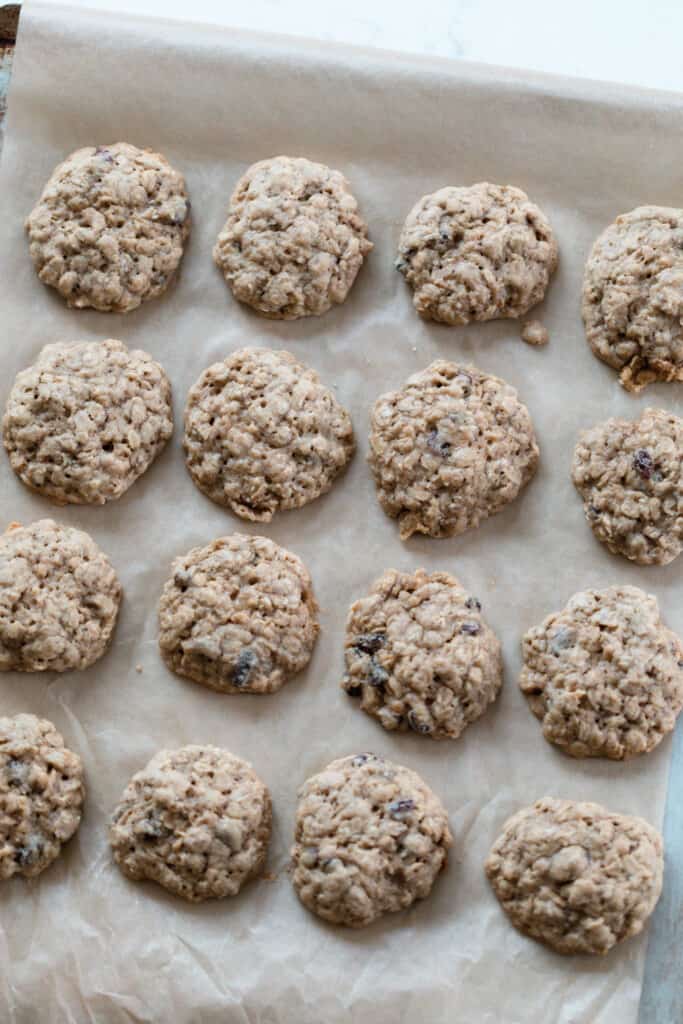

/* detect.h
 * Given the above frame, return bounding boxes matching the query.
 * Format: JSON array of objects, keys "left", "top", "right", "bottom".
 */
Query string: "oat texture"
[
  {"left": 3, "top": 339, "right": 173, "bottom": 505},
  {"left": 520, "top": 585, "right": 683, "bottom": 759},
  {"left": 110, "top": 745, "right": 271, "bottom": 902},
  {"left": 368, "top": 360, "right": 539, "bottom": 539},
  {"left": 572, "top": 407, "right": 683, "bottom": 566},
  {"left": 582, "top": 206, "right": 683, "bottom": 392},
  {"left": 26, "top": 143, "right": 190, "bottom": 313},
  {"left": 0, "top": 520, "right": 121, "bottom": 672},
  {"left": 291, "top": 753, "right": 452, "bottom": 927},
  {"left": 342, "top": 569, "right": 502, "bottom": 739},
  {"left": 0, "top": 714, "right": 84, "bottom": 880},
  {"left": 396, "top": 182, "right": 558, "bottom": 324},
  {"left": 485, "top": 797, "right": 663, "bottom": 955},
  {"left": 183, "top": 347, "right": 354, "bottom": 521},
  {"left": 213, "top": 155, "right": 372, "bottom": 319},
  {"left": 158, "top": 533, "right": 319, "bottom": 694}
]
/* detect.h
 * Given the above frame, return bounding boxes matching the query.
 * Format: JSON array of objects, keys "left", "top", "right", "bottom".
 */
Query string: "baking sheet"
[{"left": 0, "top": 3, "right": 681, "bottom": 1021}]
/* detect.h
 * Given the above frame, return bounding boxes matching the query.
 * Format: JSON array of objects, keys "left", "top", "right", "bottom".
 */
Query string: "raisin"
[
  {"left": 407, "top": 710, "right": 432, "bottom": 734},
  {"left": 368, "top": 659, "right": 389, "bottom": 689},
  {"left": 427, "top": 429, "right": 452, "bottom": 457},
  {"left": 465, "top": 596, "right": 482, "bottom": 611},
  {"left": 173, "top": 569, "right": 192, "bottom": 591},
  {"left": 5, "top": 758, "right": 27, "bottom": 787},
  {"left": 343, "top": 678, "right": 362, "bottom": 698},
  {"left": 354, "top": 633, "right": 385, "bottom": 655},
  {"left": 387, "top": 798, "right": 415, "bottom": 818},
  {"left": 633, "top": 449, "right": 654, "bottom": 480},
  {"left": 139, "top": 815, "right": 167, "bottom": 841},
  {"left": 15, "top": 839, "right": 44, "bottom": 867},
  {"left": 232, "top": 649, "right": 257, "bottom": 688},
  {"left": 461, "top": 622, "right": 480, "bottom": 636},
  {"left": 351, "top": 753, "right": 371, "bottom": 766}
]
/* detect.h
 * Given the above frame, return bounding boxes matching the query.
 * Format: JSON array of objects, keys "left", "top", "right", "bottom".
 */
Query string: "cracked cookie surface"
[
  {"left": 368, "top": 360, "right": 539, "bottom": 539},
  {"left": 342, "top": 569, "right": 502, "bottom": 739},
  {"left": 0, "top": 713, "right": 84, "bottom": 880},
  {"left": 520, "top": 585, "right": 683, "bottom": 759},
  {"left": 485, "top": 797, "right": 663, "bottom": 955},
  {"left": 183, "top": 347, "right": 354, "bottom": 521},
  {"left": 291, "top": 753, "right": 452, "bottom": 926},
  {"left": 396, "top": 182, "right": 558, "bottom": 324},
  {"left": 582, "top": 206, "right": 683, "bottom": 392},
  {"left": 158, "top": 533, "right": 318, "bottom": 694},
  {"left": 109, "top": 745, "right": 271, "bottom": 902},
  {"left": 0, "top": 519, "right": 121, "bottom": 672},
  {"left": 213, "top": 155, "right": 372, "bottom": 319},
  {"left": 571, "top": 407, "right": 683, "bottom": 565},
  {"left": 26, "top": 142, "right": 190, "bottom": 313},
  {"left": 3, "top": 339, "right": 173, "bottom": 505}
]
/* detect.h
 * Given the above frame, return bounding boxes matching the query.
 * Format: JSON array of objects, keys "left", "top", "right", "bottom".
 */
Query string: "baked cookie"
[
  {"left": 213, "top": 155, "right": 372, "bottom": 319},
  {"left": 396, "top": 182, "right": 558, "bottom": 324},
  {"left": 368, "top": 360, "right": 539, "bottom": 539},
  {"left": 342, "top": 569, "right": 502, "bottom": 738},
  {"left": 572, "top": 407, "right": 683, "bottom": 566},
  {"left": 26, "top": 142, "right": 190, "bottom": 313},
  {"left": 0, "top": 713, "right": 84, "bottom": 880},
  {"left": 485, "top": 797, "right": 663, "bottom": 955},
  {"left": 109, "top": 745, "right": 271, "bottom": 902},
  {"left": 158, "top": 533, "right": 318, "bottom": 694},
  {"left": 183, "top": 347, "right": 354, "bottom": 520},
  {"left": 582, "top": 206, "right": 683, "bottom": 392},
  {"left": 0, "top": 519, "right": 121, "bottom": 672},
  {"left": 520, "top": 586, "right": 683, "bottom": 759},
  {"left": 291, "top": 753, "right": 451, "bottom": 927},
  {"left": 3, "top": 339, "right": 173, "bottom": 505}
]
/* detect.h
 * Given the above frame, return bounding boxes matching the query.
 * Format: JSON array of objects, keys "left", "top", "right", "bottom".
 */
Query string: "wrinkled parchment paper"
[{"left": 0, "top": 4, "right": 681, "bottom": 1021}]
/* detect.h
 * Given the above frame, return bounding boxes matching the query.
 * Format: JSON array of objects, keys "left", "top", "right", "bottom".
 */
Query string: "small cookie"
[
  {"left": 3, "top": 339, "right": 173, "bottom": 505},
  {"left": 572, "top": 407, "right": 683, "bottom": 565},
  {"left": 396, "top": 182, "right": 558, "bottom": 324},
  {"left": 109, "top": 745, "right": 271, "bottom": 902},
  {"left": 0, "top": 714, "right": 84, "bottom": 880},
  {"left": 0, "top": 520, "right": 121, "bottom": 672},
  {"left": 485, "top": 797, "right": 663, "bottom": 955},
  {"left": 342, "top": 569, "right": 502, "bottom": 739},
  {"left": 213, "top": 155, "right": 372, "bottom": 319},
  {"left": 520, "top": 586, "right": 683, "bottom": 759},
  {"left": 183, "top": 347, "right": 354, "bottom": 520},
  {"left": 368, "top": 360, "right": 539, "bottom": 539},
  {"left": 26, "top": 143, "right": 190, "bottom": 313},
  {"left": 291, "top": 753, "right": 452, "bottom": 927},
  {"left": 582, "top": 206, "right": 683, "bottom": 392},
  {"left": 158, "top": 533, "right": 319, "bottom": 694}
]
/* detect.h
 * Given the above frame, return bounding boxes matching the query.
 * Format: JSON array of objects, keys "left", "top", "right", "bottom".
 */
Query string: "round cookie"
[
  {"left": 109, "top": 745, "right": 271, "bottom": 902},
  {"left": 0, "top": 713, "right": 84, "bottom": 880},
  {"left": 0, "top": 520, "right": 121, "bottom": 673},
  {"left": 520, "top": 586, "right": 683, "bottom": 759},
  {"left": 396, "top": 182, "right": 558, "bottom": 324},
  {"left": 183, "top": 347, "right": 354, "bottom": 521},
  {"left": 368, "top": 360, "right": 539, "bottom": 539},
  {"left": 26, "top": 143, "right": 190, "bottom": 313},
  {"left": 572, "top": 407, "right": 683, "bottom": 566},
  {"left": 342, "top": 569, "right": 502, "bottom": 739},
  {"left": 213, "top": 155, "right": 372, "bottom": 319},
  {"left": 158, "top": 533, "right": 319, "bottom": 694},
  {"left": 485, "top": 797, "right": 663, "bottom": 955},
  {"left": 582, "top": 206, "right": 683, "bottom": 392},
  {"left": 291, "top": 753, "right": 452, "bottom": 927},
  {"left": 3, "top": 339, "right": 173, "bottom": 506}
]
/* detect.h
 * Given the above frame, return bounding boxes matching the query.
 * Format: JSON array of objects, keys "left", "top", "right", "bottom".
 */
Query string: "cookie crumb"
[
  {"left": 135, "top": 664, "right": 143, "bottom": 674},
  {"left": 521, "top": 320, "right": 549, "bottom": 346}
]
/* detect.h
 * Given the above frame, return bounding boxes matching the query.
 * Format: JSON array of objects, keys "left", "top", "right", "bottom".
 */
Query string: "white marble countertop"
[{"left": 35, "top": 0, "right": 683, "bottom": 94}]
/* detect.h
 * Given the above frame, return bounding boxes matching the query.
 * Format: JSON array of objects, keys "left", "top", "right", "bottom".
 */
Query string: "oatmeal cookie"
[
  {"left": 582, "top": 206, "right": 683, "bottom": 391},
  {"left": 485, "top": 797, "right": 663, "bottom": 955},
  {"left": 183, "top": 347, "right": 354, "bottom": 520},
  {"left": 342, "top": 569, "right": 502, "bottom": 738},
  {"left": 368, "top": 360, "right": 539, "bottom": 539},
  {"left": 26, "top": 142, "right": 190, "bottom": 313},
  {"left": 213, "top": 155, "right": 372, "bottom": 319},
  {"left": 0, "top": 714, "right": 84, "bottom": 880},
  {"left": 396, "top": 182, "right": 558, "bottom": 324},
  {"left": 158, "top": 533, "right": 318, "bottom": 694},
  {"left": 109, "top": 745, "right": 271, "bottom": 902},
  {"left": 571, "top": 407, "right": 683, "bottom": 565},
  {"left": 0, "top": 519, "right": 121, "bottom": 672},
  {"left": 3, "top": 339, "right": 173, "bottom": 505},
  {"left": 291, "top": 753, "right": 452, "bottom": 926}
]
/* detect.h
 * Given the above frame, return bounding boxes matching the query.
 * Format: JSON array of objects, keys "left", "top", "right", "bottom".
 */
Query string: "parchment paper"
[{"left": 0, "top": 4, "right": 681, "bottom": 1021}]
